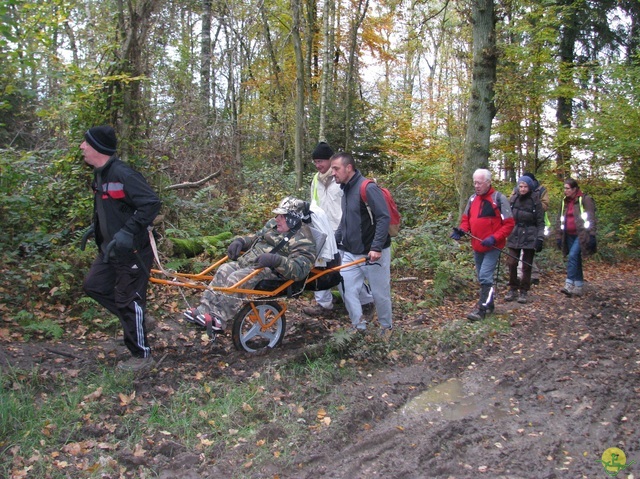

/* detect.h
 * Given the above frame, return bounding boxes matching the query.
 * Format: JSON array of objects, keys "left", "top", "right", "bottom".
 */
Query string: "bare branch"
[{"left": 165, "top": 170, "right": 222, "bottom": 190}]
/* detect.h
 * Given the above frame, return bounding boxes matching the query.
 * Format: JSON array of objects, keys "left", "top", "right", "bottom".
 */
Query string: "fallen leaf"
[
  {"left": 83, "top": 387, "right": 103, "bottom": 402},
  {"left": 133, "top": 443, "right": 146, "bottom": 457}
]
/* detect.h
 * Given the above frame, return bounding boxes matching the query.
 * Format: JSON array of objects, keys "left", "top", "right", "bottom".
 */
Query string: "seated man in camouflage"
[{"left": 184, "top": 197, "right": 317, "bottom": 333}]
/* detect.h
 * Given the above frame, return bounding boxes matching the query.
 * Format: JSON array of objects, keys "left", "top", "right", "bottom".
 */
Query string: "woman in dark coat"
[{"left": 505, "top": 176, "right": 545, "bottom": 304}]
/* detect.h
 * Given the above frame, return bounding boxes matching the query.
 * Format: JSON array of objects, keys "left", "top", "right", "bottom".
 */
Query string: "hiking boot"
[
  {"left": 302, "top": 304, "right": 333, "bottom": 317},
  {"left": 572, "top": 285, "right": 584, "bottom": 297},
  {"left": 517, "top": 291, "right": 528, "bottom": 304},
  {"left": 116, "top": 356, "right": 155, "bottom": 372},
  {"left": 560, "top": 284, "right": 574, "bottom": 296},
  {"left": 504, "top": 289, "right": 517, "bottom": 302},
  {"left": 361, "top": 302, "right": 375, "bottom": 321},
  {"left": 466, "top": 308, "right": 485, "bottom": 322}
]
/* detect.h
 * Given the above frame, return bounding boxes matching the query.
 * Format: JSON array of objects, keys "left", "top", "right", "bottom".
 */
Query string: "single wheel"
[{"left": 232, "top": 301, "right": 286, "bottom": 353}]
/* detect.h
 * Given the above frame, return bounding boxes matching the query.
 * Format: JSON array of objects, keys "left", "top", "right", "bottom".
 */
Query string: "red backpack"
[{"left": 360, "top": 179, "right": 401, "bottom": 237}]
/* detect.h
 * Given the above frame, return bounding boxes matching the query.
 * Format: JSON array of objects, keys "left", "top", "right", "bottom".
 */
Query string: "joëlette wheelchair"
[{"left": 149, "top": 229, "right": 365, "bottom": 354}]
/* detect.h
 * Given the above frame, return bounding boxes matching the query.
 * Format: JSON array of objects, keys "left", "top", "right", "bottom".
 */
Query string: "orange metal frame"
[{"left": 149, "top": 255, "right": 367, "bottom": 298}]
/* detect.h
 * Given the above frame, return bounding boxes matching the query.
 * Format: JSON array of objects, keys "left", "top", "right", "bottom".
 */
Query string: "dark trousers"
[
  {"left": 507, "top": 248, "right": 535, "bottom": 292},
  {"left": 83, "top": 246, "right": 154, "bottom": 358}
]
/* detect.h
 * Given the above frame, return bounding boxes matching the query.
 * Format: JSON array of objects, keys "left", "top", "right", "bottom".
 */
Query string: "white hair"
[{"left": 473, "top": 168, "right": 491, "bottom": 182}]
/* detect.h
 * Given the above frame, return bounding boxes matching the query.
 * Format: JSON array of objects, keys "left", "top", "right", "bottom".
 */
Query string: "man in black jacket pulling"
[{"left": 80, "top": 125, "right": 162, "bottom": 372}]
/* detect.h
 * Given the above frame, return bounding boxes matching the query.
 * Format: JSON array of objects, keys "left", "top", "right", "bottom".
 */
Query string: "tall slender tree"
[{"left": 459, "top": 0, "right": 497, "bottom": 215}]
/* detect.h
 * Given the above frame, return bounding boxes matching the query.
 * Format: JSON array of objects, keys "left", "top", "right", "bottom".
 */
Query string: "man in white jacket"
[{"left": 304, "top": 141, "right": 374, "bottom": 317}]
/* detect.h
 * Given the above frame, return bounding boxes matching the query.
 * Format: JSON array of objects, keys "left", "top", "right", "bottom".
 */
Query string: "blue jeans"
[
  {"left": 473, "top": 248, "right": 501, "bottom": 286},
  {"left": 566, "top": 234, "right": 584, "bottom": 286}
]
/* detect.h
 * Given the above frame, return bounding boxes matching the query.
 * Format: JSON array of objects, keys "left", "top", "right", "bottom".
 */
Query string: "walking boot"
[
  {"left": 504, "top": 289, "right": 517, "bottom": 302},
  {"left": 560, "top": 284, "right": 574, "bottom": 296},
  {"left": 467, "top": 285, "right": 493, "bottom": 321},
  {"left": 517, "top": 291, "right": 528, "bottom": 304},
  {"left": 572, "top": 285, "right": 584, "bottom": 297},
  {"left": 466, "top": 307, "right": 485, "bottom": 322}
]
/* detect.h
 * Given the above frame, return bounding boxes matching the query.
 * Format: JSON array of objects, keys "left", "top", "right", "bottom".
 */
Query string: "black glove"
[
  {"left": 106, "top": 229, "right": 134, "bottom": 258},
  {"left": 535, "top": 238, "right": 543, "bottom": 253},
  {"left": 480, "top": 235, "right": 496, "bottom": 247},
  {"left": 80, "top": 224, "right": 95, "bottom": 251},
  {"left": 450, "top": 227, "right": 465, "bottom": 241},
  {"left": 257, "top": 253, "right": 282, "bottom": 269},
  {"left": 227, "top": 238, "right": 245, "bottom": 260},
  {"left": 588, "top": 235, "right": 597, "bottom": 252},
  {"left": 556, "top": 238, "right": 562, "bottom": 250}
]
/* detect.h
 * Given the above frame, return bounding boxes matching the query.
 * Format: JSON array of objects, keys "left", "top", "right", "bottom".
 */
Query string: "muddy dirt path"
[
  {"left": 273, "top": 263, "right": 640, "bottom": 479},
  {"left": 2, "top": 262, "right": 639, "bottom": 479}
]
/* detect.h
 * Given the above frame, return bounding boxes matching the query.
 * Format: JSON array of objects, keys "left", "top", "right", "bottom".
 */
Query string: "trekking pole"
[{"left": 454, "top": 228, "right": 535, "bottom": 268}]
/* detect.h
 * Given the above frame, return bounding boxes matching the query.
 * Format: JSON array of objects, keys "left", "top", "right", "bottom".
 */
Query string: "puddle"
[{"left": 400, "top": 378, "right": 482, "bottom": 420}]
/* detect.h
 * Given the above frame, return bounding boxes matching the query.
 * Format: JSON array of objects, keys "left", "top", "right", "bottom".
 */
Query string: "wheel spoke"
[{"left": 241, "top": 322, "right": 262, "bottom": 343}]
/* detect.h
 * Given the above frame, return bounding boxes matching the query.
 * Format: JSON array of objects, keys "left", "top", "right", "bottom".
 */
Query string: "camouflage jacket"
[{"left": 235, "top": 219, "right": 316, "bottom": 281}]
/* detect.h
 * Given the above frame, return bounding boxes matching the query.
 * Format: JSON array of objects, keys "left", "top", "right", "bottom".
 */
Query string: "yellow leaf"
[
  {"left": 83, "top": 387, "right": 103, "bottom": 402},
  {"left": 118, "top": 391, "right": 135, "bottom": 406},
  {"left": 242, "top": 403, "right": 253, "bottom": 412}
]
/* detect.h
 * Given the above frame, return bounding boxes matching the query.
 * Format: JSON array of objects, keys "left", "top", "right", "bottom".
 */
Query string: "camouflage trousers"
[{"left": 199, "top": 262, "right": 278, "bottom": 329}]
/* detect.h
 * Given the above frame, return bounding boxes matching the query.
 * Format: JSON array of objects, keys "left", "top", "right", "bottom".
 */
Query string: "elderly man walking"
[{"left": 451, "top": 168, "right": 514, "bottom": 321}]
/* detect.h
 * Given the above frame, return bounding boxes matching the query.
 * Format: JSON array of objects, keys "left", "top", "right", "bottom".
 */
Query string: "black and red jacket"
[{"left": 92, "top": 156, "right": 161, "bottom": 254}]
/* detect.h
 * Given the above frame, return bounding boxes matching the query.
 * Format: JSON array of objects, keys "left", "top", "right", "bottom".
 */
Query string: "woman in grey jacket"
[{"left": 505, "top": 176, "right": 545, "bottom": 304}]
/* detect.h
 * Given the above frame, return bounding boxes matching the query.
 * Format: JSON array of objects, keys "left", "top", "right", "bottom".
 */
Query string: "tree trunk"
[
  {"left": 318, "top": 0, "right": 335, "bottom": 142},
  {"left": 458, "top": 0, "right": 497, "bottom": 217},
  {"left": 201, "top": 0, "right": 212, "bottom": 117},
  {"left": 113, "top": 0, "right": 159, "bottom": 158},
  {"left": 344, "top": 0, "right": 369, "bottom": 151},
  {"left": 292, "top": 0, "right": 305, "bottom": 188},
  {"left": 555, "top": 0, "right": 577, "bottom": 180}
]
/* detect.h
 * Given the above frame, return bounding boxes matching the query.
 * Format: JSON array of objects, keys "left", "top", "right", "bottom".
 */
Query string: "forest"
[{"left": 1, "top": 0, "right": 640, "bottom": 476}]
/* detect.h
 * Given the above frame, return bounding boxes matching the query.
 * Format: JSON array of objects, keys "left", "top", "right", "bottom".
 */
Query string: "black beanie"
[
  {"left": 85, "top": 126, "right": 117, "bottom": 155},
  {"left": 311, "top": 141, "right": 334, "bottom": 160}
]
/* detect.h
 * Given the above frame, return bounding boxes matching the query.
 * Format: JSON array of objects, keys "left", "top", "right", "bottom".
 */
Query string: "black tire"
[{"left": 231, "top": 301, "right": 286, "bottom": 353}]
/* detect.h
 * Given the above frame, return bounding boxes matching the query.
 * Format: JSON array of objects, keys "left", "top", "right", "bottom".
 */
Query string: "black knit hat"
[
  {"left": 311, "top": 141, "right": 334, "bottom": 160},
  {"left": 85, "top": 126, "right": 117, "bottom": 155}
]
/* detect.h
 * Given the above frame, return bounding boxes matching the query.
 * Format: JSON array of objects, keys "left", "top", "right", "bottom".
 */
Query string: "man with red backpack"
[
  {"left": 330, "top": 152, "right": 393, "bottom": 336},
  {"left": 451, "top": 168, "right": 515, "bottom": 321}
]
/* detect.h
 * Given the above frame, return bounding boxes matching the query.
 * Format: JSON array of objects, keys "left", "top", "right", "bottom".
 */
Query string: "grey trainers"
[
  {"left": 572, "top": 285, "right": 584, "bottom": 297},
  {"left": 116, "top": 356, "right": 155, "bottom": 372},
  {"left": 302, "top": 304, "right": 333, "bottom": 317},
  {"left": 504, "top": 289, "right": 517, "bottom": 302},
  {"left": 560, "top": 283, "right": 574, "bottom": 296},
  {"left": 517, "top": 291, "right": 528, "bottom": 304}
]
